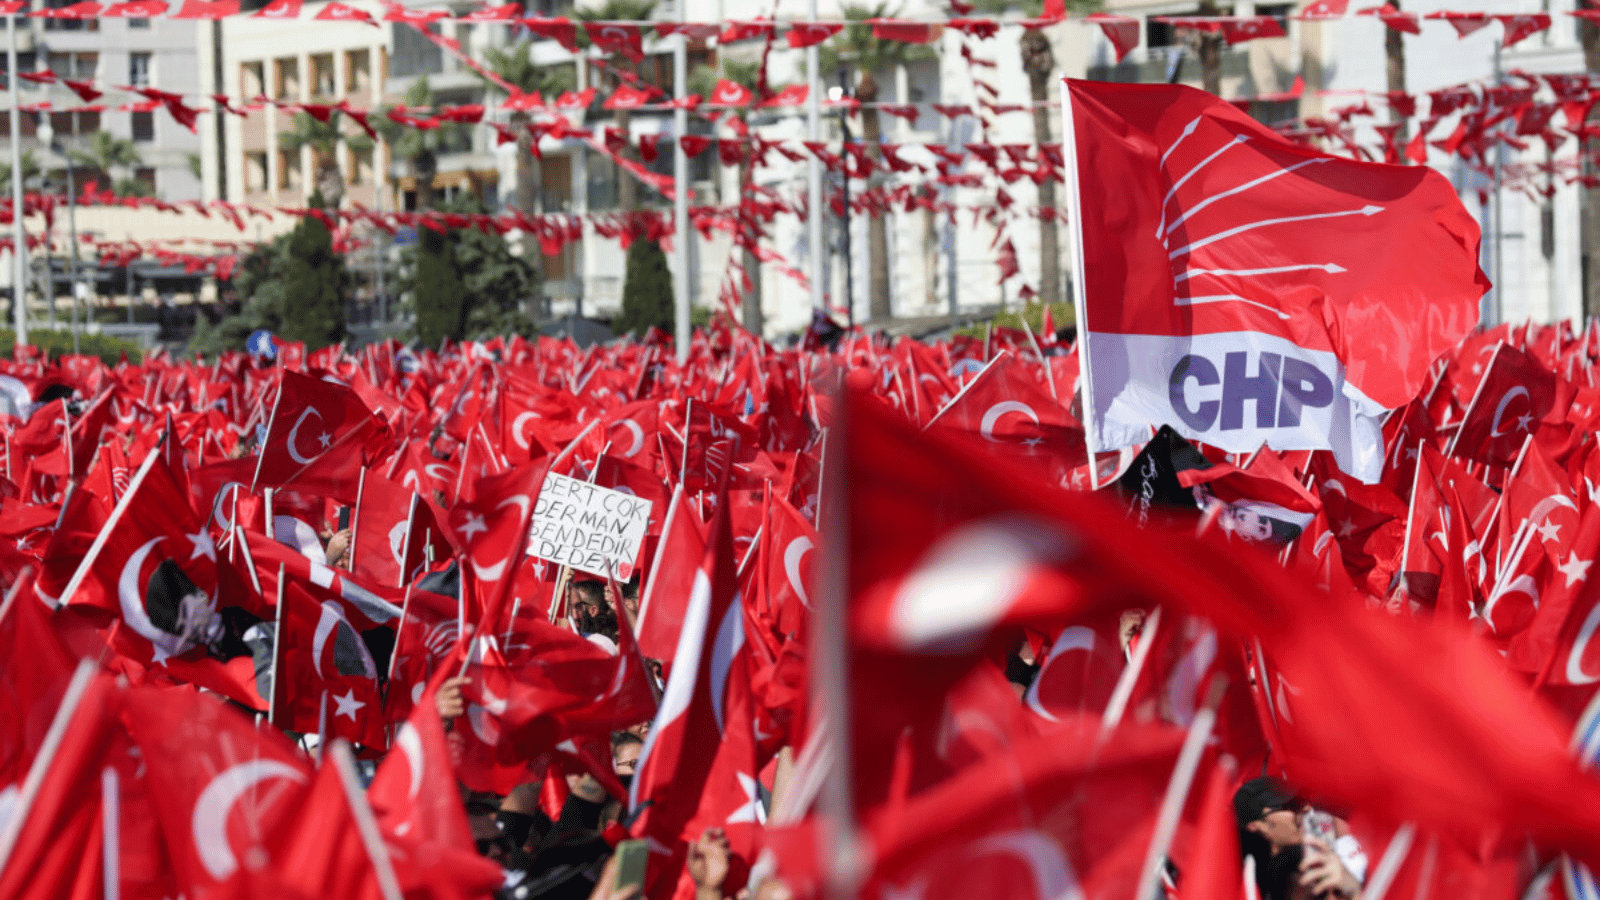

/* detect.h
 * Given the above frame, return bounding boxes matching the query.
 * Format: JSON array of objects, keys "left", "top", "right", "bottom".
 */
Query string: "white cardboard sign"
[{"left": 528, "top": 472, "right": 653, "bottom": 579}]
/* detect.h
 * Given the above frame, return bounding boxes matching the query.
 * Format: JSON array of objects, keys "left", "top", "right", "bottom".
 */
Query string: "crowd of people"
[{"left": 2, "top": 317, "right": 1600, "bottom": 900}]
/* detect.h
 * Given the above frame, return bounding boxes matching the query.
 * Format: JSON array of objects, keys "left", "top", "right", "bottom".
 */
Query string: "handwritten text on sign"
[{"left": 528, "top": 473, "right": 654, "bottom": 579}]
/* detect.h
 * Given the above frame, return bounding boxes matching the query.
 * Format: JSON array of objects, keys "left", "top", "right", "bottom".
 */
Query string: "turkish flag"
[
  {"left": 584, "top": 22, "right": 645, "bottom": 62},
  {"left": 449, "top": 460, "right": 549, "bottom": 639},
  {"left": 253, "top": 370, "right": 390, "bottom": 496},
  {"left": 1085, "top": 13, "right": 1140, "bottom": 61},
  {"left": 0, "top": 590, "right": 80, "bottom": 789},
  {"left": 271, "top": 575, "right": 387, "bottom": 749},
  {"left": 1065, "top": 79, "right": 1488, "bottom": 482},
  {"left": 924, "top": 350, "right": 1087, "bottom": 476},
  {"left": 1023, "top": 619, "right": 1124, "bottom": 724},
  {"left": 851, "top": 720, "right": 1185, "bottom": 900},
  {"left": 604, "top": 85, "right": 654, "bottom": 110},
  {"left": 370, "top": 671, "right": 477, "bottom": 850},
  {"left": 636, "top": 485, "right": 709, "bottom": 661},
  {"left": 786, "top": 22, "right": 842, "bottom": 47},
  {"left": 251, "top": 0, "right": 301, "bottom": 17},
  {"left": 0, "top": 669, "right": 120, "bottom": 900},
  {"left": 1448, "top": 342, "right": 1558, "bottom": 468},
  {"left": 710, "top": 78, "right": 753, "bottom": 107},
  {"left": 629, "top": 488, "right": 743, "bottom": 896},
  {"left": 170, "top": 0, "right": 237, "bottom": 16},
  {"left": 120, "top": 685, "right": 312, "bottom": 897},
  {"left": 314, "top": 2, "right": 374, "bottom": 23}
]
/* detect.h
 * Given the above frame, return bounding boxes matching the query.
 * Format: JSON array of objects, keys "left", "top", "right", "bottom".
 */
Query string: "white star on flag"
[
  {"left": 332, "top": 689, "right": 366, "bottom": 720},
  {"left": 459, "top": 512, "right": 489, "bottom": 541},
  {"left": 726, "top": 772, "right": 767, "bottom": 825},
  {"left": 1537, "top": 519, "right": 1563, "bottom": 543},
  {"left": 187, "top": 529, "right": 216, "bottom": 563},
  {"left": 318, "top": 431, "right": 333, "bottom": 449},
  {"left": 1557, "top": 551, "right": 1593, "bottom": 589}
]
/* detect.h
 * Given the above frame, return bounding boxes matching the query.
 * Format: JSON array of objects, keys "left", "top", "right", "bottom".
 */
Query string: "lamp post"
[
  {"left": 6, "top": 9, "right": 26, "bottom": 348},
  {"left": 830, "top": 68, "right": 855, "bottom": 331}
]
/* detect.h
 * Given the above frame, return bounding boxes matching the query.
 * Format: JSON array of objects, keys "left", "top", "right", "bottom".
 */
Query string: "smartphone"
[
  {"left": 1301, "top": 808, "right": 1337, "bottom": 848},
  {"left": 613, "top": 838, "right": 649, "bottom": 894},
  {"left": 337, "top": 505, "right": 351, "bottom": 531}
]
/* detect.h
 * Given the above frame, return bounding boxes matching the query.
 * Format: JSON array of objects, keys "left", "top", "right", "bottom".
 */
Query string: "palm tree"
[
  {"left": 575, "top": 0, "right": 658, "bottom": 212},
  {"left": 689, "top": 59, "right": 765, "bottom": 333},
  {"left": 67, "top": 131, "right": 143, "bottom": 197},
  {"left": 972, "top": 0, "right": 1093, "bottom": 310},
  {"left": 278, "top": 110, "right": 375, "bottom": 208},
  {"left": 821, "top": 2, "right": 937, "bottom": 323},
  {"left": 481, "top": 42, "right": 577, "bottom": 219},
  {"left": 0, "top": 150, "right": 40, "bottom": 196},
  {"left": 374, "top": 77, "right": 473, "bottom": 212}
]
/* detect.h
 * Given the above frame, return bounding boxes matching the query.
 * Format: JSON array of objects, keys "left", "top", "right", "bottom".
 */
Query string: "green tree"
[
  {"left": 411, "top": 227, "right": 463, "bottom": 348},
  {"left": 277, "top": 191, "right": 347, "bottom": 348},
  {"left": 278, "top": 110, "right": 375, "bottom": 205},
  {"left": 613, "top": 237, "right": 673, "bottom": 336},
  {"left": 0, "top": 150, "right": 40, "bottom": 196},
  {"left": 688, "top": 59, "right": 765, "bottom": 334},
  {"left": 66, "top": 131, "right": 144, "bottom": 197},
  {"left": 821, "top": 3, "right": 937, "bottom": 323},
  {"left": 576, "top": 0, "right": 658, "bottom": 212},
  {"left": 186, "top": 234, "right": 293, "bottom": 357}
]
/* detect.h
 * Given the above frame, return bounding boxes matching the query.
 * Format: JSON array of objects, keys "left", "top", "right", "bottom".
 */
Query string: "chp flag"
[{"left": 1061, "top": 79, "right": 1488, "bottom": 482}]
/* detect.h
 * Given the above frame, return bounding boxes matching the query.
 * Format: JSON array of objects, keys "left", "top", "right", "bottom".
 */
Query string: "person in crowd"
[
  {"left": 1235, "top": 777, "right": 1368, "bottom": 897},
  {"left": 612, "top": 731, "right": 642, "bottom": 787},
  {"left": 1259, "top": 841, "right": 1362, "bottom": 900}
]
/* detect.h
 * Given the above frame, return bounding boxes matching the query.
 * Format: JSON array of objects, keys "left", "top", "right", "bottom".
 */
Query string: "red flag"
[
  {"left": 253, "top": 370, "right": 389, "bottom": 495},
  {"left": 370, "top": 672, "right": 477, "bottom": 850},
  {"left": 629, "top": 489, "right": 743, "bottom": 895},
  {"left": 709, "top": 79, "right": 753, "bottom": 106},
  {"left": 1448, "top": 342, "right": 1558, "bottom": 468},
  {"left": 271, "top": 576, "right": 387, "bottom": 749},
  {"left": 786, "top": 22, "right": 843, "bottom": 47},
  {"left": 448, "top": 460, "right": 549, "bottom": 639},
  {"left": 120, "top": 686, "right": 312, "bottom": 896},
  {"left": 636, "top": 486, "right": 708, "bottom": 661},
  {"left": 584, "top": 22, "right": 644, "bottom": 61},
  {"left": 0, "top": 667, "right": 118, "bottom": 900},
  {"left": 1065, "top": 79, "right": 1487, "bottom": 481}
]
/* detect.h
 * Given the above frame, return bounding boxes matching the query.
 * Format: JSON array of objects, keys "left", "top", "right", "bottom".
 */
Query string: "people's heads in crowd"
[
  {"left": 1235, "top": 776, "right": 1304, "bottom": 853},
  {"left": 612, "top": 730, "right": 643, "bottom": 782},
  {"left": 568, "top": 580, "right": 605, "bottom": 619}
]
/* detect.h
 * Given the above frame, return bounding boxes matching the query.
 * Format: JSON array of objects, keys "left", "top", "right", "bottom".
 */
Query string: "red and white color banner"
[{"left": 1061, "top": 78, "right": 1488, "bottom": 481}]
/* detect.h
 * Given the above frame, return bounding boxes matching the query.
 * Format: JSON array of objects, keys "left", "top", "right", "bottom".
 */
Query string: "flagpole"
[
  {"left": 7, "top": 9, "right": 27, "bottom": 350},
  {"left": 1058, "top": 77, "right": 1101, "bottom": 489},
  {"left": 807, "top": 0, "right": 824, "bottom": 317},
  {"left": 1356, "top": 823, "right": 1416, "bottom": 900},
  {"left": 1100, "top": 605, "right": 1162, "bottom": 733},
  {"left": 1132, "top": 676, "right": 1227, "bottom": 900},
  {"left": 347, "top": 467, "right": 366, "bottom": 572},
  {"left": 268, "top": 563, "right": 285, "bottom": 728},
  {"left": 57, "top": 448, "right": 160, "bottom": 608},
  {"left": 327, "top": 739, "right": 405, "bottom": 900},
  {"left": 673, "top": 32, "right": 691, "bottom": 362},
  {"left": 0, "top": 659, "right": 96, "bottom": 873},
  {"left": 101, "top": 765, "right": 121, "bottom": 900},
  {"left": 815, "top": 394, "right": 860, "bottom": 900}
]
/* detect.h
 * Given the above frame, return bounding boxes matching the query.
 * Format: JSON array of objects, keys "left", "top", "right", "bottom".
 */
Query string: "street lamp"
[{"left": 830, "top": 69, "right": 855, "bottom": 330}]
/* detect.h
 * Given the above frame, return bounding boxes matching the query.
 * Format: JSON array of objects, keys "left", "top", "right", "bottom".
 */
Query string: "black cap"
[{"left": 1233, "top": 776, "right": 1299, "bottom": 829}]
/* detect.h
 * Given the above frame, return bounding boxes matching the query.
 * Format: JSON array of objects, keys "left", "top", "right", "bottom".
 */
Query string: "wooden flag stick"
[
  {"left": 328, "top": 739, "right": 405, "bottom": 900},
  {"left": 0, "top": 659, "right": 97, "bottom": 872}
]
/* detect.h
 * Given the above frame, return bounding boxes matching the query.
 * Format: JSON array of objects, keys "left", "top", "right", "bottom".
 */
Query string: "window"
[
  {"left": 1146, "top": 17, "right": 1177, "bottom": 48},
  {"left": 1255, "top": 4, "right": 1292, "bottom": 21},
  {"left": 241, "top": 61, "right": 265, "bottom": 98},
  {"left": 344, "top": 49, "right": 370, "bottom": 95},
  {"left": 72, "top": 52, "right": 97, "bottom": 80},
  {"left": 133, "top": 167, "right": 156, "bottom": 195},
  {"left": 310, "top": 53, "right": 335, "bottom": 99},
  {"left": 246, "top": 152, "right": 269, "bottom": 192},
  {"left": 273, "top": 57, "right": 299, "bottom": 101},
  {"left": 349, "top": 147, "right": 372, "bottom": 186},
  {"left": 42, "top": 0, "right": 96, "bottom": 30},
  {"left": 128, "top": 16, "right": 149, "bottom": 27},
  {"left": 131, "top": 110, "right": 155, "bottom": 141},
  {"left": 48, "top": 110, "right": 98, "bottom": 137},
  {"left": 128, "top": 52, "right": 152, "bottom": 87},
  {"left": 276, "top": 149, "right": 300, "bottom": 190}
]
